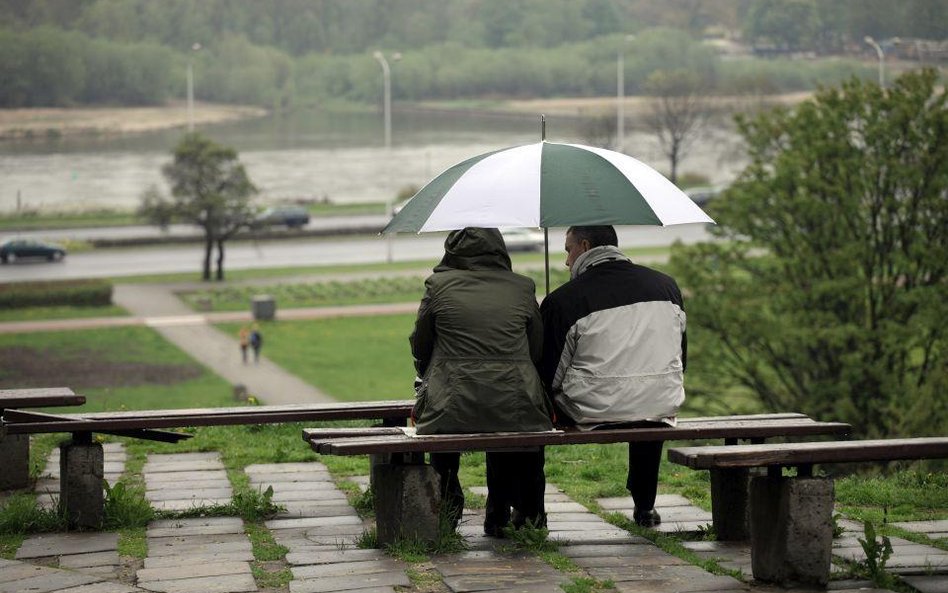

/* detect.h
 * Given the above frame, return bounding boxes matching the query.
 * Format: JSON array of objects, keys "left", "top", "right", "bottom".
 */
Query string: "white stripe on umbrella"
[
  {"left": 564, "top": 143, "right": 715, "bottom": 226},
  {"left": 419, "top": 143, "right": 543, "bottom": 232}
]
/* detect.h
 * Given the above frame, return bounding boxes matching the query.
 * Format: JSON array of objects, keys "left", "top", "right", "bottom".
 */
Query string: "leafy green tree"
[
  {"left": 139, "top": 133, "right": 257, "bottom": 281},
  {"left": 672, "top": 69, "right": 947, "bottom": 438}
]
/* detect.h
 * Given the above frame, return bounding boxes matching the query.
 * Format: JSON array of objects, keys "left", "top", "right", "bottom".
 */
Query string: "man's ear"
[{"left": 581, "top": 239, "right": 592, "bottom": 252}]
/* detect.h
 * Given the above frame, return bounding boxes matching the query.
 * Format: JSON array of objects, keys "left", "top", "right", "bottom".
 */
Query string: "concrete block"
[
  {"left": 0, "top": 434, "right": 30, "bottom": 490},
  {"left": 60, "top": 440, "right": 104, "bottom": 529},
  {"left": 371, "top": 462, "right": 442, "bottom": 545},
  {"left": 710, "top": 467, "right": 749, "bottom": 541},
  {"left": 750, "top": 475, "right": 834, "bottom": 587},
  {"left": 251, "top": 295, "right": 275, "bottom": 320}
]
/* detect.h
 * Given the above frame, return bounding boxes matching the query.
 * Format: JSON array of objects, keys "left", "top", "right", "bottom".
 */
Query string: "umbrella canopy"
[{"left": 383, "top": 141, "right": 715, "bottom": 234}]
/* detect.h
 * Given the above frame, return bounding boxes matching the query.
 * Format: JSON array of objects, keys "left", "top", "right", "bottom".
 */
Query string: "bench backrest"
[
  {"left": 303, "top": 415, "right": 852, "bottom": 455},
  {"left": 668, "top": 437, "right": 948, "bottom": 470},
  {"left": 0, "top": 387, "right": 85, "bottom": 411}
]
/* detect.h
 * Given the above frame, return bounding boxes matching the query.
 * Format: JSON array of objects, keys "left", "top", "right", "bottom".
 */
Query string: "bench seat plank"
[
  {"left": 3, "top": 400, "right": 414, "bottom": 434},
  {"left": 0, "top": 387, "right": 85, "bottom": 410},
  {"left": 668, "top": 437, "right": 948, "bottom": 469},
  {"left": 304, "top": 418, "right": 851, "bottom": 455}
]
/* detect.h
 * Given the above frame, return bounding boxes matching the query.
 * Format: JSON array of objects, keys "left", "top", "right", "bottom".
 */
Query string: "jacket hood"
[{"left": 434, "top": 227, "right": 512, "bottom": 272}]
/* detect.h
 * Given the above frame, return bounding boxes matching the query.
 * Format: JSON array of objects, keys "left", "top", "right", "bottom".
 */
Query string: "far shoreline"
[{"left": 0, "top": 101, "right": 269, "bottom": 141}]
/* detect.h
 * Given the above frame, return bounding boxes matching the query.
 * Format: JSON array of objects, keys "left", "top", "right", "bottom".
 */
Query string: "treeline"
[{"left": 0, "top": 24, "right": 874, "bottom": 109}]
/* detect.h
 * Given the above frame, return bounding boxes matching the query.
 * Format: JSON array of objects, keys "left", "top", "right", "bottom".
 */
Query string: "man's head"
[{"left": 564, "top": 226, "right": 618, "bottom": 271}]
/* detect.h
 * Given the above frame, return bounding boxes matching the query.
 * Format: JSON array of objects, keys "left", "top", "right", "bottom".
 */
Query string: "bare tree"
[
  {"left": 578, "top": 111, "right": 617, "bottom": 150},
  {"left": 642, "top": 69, "right": 711, "bottom": 184}
]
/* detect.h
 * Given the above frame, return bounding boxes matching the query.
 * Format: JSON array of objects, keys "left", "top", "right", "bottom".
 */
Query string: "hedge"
[{"left": 0, "top": 279, "right": 113, "bottom": 308}]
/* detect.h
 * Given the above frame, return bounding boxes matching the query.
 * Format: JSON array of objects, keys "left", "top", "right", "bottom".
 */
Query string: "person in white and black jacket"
[{"left": 539, "top": 225, "right": 687, "bottom": 527}]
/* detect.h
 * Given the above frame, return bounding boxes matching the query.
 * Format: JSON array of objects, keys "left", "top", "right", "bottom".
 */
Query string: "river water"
[{"left": 0, "top": 107, "right": 747, "bottom": 213}]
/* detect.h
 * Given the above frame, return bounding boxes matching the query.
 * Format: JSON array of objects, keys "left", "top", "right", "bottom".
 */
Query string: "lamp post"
[
  {"left": 864, "top": 36, "right": 885, "bottom": 88},
  {"left": 186, "top": 42, "right": 202, "bottom": 132},
  {"left": 616, "top": 34, "right": 635, "bottom": 153},
  {"left": 373, "top": 51, "right": 401, "bottom": 262}
]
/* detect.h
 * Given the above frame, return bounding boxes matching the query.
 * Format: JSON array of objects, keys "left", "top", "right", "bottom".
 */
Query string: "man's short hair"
[{"left": 567, "top": 225, "right": 618, "bottom": 248}]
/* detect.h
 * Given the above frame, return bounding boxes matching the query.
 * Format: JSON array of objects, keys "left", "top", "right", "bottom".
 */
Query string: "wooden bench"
[
  {"left": 2, "top": 393, "right": 414, "bottom": 528},
  {"left": 668, "top": 437, "right": 948, "bottom": 587},
  {"left": 302, "top": 413, "right": 852, "bottom": 544},
  {"left": 1, "top": 388, "right": 87, "bottom": 491}
]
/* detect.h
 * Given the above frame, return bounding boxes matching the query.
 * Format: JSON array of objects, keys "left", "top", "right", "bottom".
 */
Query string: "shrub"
[{"left": 0, "top": 279, "right": 112, "bottom": 308}]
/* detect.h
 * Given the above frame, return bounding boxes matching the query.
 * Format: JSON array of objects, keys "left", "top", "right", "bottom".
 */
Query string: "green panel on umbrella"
[{"left": 539, "top": 143, "right": 662, "bottom": 227}]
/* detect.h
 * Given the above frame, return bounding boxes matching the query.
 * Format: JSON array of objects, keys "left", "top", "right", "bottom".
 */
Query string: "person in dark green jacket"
[{"left": 411, "top": 227, "right": 553, "bottom": 536}]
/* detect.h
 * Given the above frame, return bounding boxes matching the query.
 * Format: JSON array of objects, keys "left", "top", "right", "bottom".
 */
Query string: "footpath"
[{"left": 2, "top": 273, "right": 946, "bottom": 592}]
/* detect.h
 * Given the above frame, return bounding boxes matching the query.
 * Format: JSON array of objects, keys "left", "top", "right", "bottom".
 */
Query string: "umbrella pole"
[
  {"left": 544, "top": 227, "right": 550, "bottom": 296},
  {"left": 540, "top": 114, "right": 546, "bottom": 141}
]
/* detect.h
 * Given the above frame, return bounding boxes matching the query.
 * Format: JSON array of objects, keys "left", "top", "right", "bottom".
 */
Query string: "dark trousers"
[
  {"left": 485, "top": 448, "right": 546, "bottom": 529},
  {"left": 627, "top": 440, "right": 664, "bottom": 510},
  {"left": 429, "top": 449, "right": 546, "bottom": 531}
]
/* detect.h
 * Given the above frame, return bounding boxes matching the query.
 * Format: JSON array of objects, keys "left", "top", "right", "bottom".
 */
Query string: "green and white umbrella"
[{"left": 383, "top": 141, "right": 715, "bottom": 233}]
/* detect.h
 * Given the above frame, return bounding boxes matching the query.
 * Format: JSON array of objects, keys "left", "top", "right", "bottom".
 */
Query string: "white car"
[{"left": 500, "top": 228, "right": 545, "bottom": 252}]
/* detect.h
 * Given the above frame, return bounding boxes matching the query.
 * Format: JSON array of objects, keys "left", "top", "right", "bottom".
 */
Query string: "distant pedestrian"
[
  {"left": 238, "top": 325, "right": 250, "bottom": 364},
  {"left": 249, "top": 324, "right": 263, "bottom": 364}
]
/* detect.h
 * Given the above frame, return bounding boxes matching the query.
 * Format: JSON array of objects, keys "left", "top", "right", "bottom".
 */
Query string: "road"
[{"left": 0, "top": 223, "right": 713, "bottom": 283}]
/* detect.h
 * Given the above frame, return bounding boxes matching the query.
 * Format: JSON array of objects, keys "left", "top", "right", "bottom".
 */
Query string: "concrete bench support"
[
  {"left": 750, "top": 475, "right": 834, "bottom": 587},
  {"left": 0, "top": 434, "right": 30, "bottom": 490},
  {"left": 371, "top": 456, "right": 442, "bottom": 546},
  {"left": 59, "top": 438, "right": 104, "bottom": 529}
]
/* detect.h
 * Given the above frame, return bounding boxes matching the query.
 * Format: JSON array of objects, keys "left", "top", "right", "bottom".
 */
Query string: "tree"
[
  {"left": 641, "top": 68, "right": 710, "bottom": 184},
  {"left": 671, "top": 69, "right": 947, "bottom": 439},
  {"left": 139, "top": 133, "right": 257, "bottom": 281}
]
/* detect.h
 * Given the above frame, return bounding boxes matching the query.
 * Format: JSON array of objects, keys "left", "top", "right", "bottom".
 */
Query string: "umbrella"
[{"left": 384, "top": 136, "right": 715, "bottom": 293}]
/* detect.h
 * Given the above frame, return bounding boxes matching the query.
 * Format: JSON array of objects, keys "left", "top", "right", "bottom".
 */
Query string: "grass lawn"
[{"left": 0, "top": 304, "right": 128, "bottom": 323}]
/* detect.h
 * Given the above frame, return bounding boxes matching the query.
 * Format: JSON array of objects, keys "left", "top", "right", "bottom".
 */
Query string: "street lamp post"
[
  {"left": 616, "top": 34, "right": 635, "bottom": 153},
  {"left": 186, "top": 42, "right": 202, "bottom": 132},
  {"left": 373, "top": 51, "right": 401, "bottom": 262},
  {"left": 864, "top": 36, "right": 885, "bottom": 88}
]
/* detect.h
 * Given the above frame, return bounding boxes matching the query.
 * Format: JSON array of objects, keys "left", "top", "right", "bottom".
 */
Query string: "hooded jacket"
[
  {"left": 410, "top": 227, "right": 553, "bottom": 434},
  {"left": 539, "top": 246, "right": 686, "bottom": 427}
]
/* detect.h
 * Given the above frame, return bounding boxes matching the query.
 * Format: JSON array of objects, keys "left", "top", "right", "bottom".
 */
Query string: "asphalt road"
[{"left": 0, "top": 223, "right": 713, "bottom": 283}]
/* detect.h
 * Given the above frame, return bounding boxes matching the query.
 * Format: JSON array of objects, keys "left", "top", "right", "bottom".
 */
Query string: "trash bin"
[{"left": 251, "top": 295, "right": 276, "bottom": 321}]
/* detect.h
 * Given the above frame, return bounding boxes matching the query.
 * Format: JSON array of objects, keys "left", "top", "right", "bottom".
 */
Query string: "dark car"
[
  {"left": 685, "top": 186, "right": 723, "bottom": 209},
  {"left": 0, "top": 239, "right": 67, "bottom": 263},
  {"left": 253, "top": 205, "right": 311, "bottom": 229}
]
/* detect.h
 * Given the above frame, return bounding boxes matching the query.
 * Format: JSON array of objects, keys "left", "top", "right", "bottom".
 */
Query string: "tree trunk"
[
  {"left": 202, "top": 237, "right": 213, "bottom": 281},
  {"left": 215, "top": 239, "right": 225, "bottom": 281}
]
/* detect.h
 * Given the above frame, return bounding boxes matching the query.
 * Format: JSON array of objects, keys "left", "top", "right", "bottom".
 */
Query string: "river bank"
[{"left": 0, "top": 102, "right": 268, "bottom": 140}]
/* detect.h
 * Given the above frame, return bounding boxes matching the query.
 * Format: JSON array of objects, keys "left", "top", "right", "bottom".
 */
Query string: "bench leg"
[
  {"left": 0, "top": 434, "right": 30, "bottom": 490},
  {"left": 750, "top": 475, "right": 834, "bottom": 587},
  {"left": 371, "top": 455, "right": 442, "bottom": 546},
  {"left": 710, "top": 468, "right": 749, "bottom": 541},
  {"left": 59, "top": 439, "right": 104, "bottom": 529}
]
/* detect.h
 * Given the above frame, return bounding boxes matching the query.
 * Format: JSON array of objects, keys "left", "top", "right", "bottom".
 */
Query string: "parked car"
[
  {"left": 500, "top": 227, "right": 545, "bottom": 252},
  {"left": 0, "top": 239, "right": 67, "bottom": 263},
  {"left": 685, "top": 186, "right": 723, "bottom": 209},
  {"left": 252, "top": 205, "right": 311, "bottom": 229}
]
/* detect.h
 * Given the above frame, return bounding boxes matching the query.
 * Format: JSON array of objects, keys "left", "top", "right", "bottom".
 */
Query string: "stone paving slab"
[
  {"left": 903, "top": 575, "right": 948, "bottom": 593},
  {"left": 591, "top": 564, "right": 745, "bottom": 590},
  {"left": 143, "top": 550, "right": 255, "bottom": 569},
  {"left": 59, "top": 550, "right": 121, "bottom": 569},
  {"left": 147, "top": 516, "right": 243, "bottom": 531},
  {"left": 51, "top": 582, "right": 146, "bottom": 593},
  {"left": 16, "top": 532, "right": 119, "bottom": 560},
  {"left": 146, "top": 537, "right": 252, "bottom": 558},
  {"left": 289, "top": 571, "right": 411, "bottom": 593},
  {"left": 285, "top": 549, "right": 387, "bottom": 566},
  {"left": 277, "top": 504, "right": 359, "bottom": 519},
  {"left": 150, "top": 498, "right": 233, "bottom": 511},
  {"left": 137, "top": 560, "right": 252, "bottom": 582},
  {"left": 0, "top": 567, "right": 101, "bottom": 593},
  {"left": 434, "top": 551, "right": 567, "bottom": 592},
  {"left": 137, "top": 573, "right": 258, "bottom": 593},
  {"left": 265, "top": 516, "right": 363, "bottom": 530},
  {"left": 245, "top": 462, "right": 330, "bottom": 474},
  {"left": 291, "top": 559, "right": 401, "bottom": 579},
  {"left": 250, "top": 480, "right": 339, "bottom": 492},
  {"left": 144, "top": 471, "right": 229, "bottom": 484},
  {"left": 142, "top": 459, "right": 225, "bottom": 472},
  {"left": 145, "top": 479, "right": 232, "bottom": 490}
]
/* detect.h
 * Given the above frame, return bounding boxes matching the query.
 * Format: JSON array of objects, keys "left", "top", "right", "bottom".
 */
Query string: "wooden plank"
[
  {"left": 668, "top": 437, "right": 948, "bottom": 470},
  {"left": 4, "top": 400, "right": 414, "bottom": 434},
  {"left": 304, "top": 419, "right": 852, "bottom": 455},
  {"left": 0, "top": 387, "right": 85, "bottom": 410},
  {"left": 2, "top": 410, "right": 191, "bottom": 443}
]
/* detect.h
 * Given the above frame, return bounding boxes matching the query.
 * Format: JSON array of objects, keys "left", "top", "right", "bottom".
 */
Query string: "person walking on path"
[
  {"left": 239, "top": 325, "right": 251, "bottom": 364},
  {"left": 249, "top": 324, "right": 263, "bottom": 364},
  {"left": 411, "top": 227, "right": 553, "bottom": 537},
  {"left": 539, "top": 225, "right": 687, "bottom": 528}
]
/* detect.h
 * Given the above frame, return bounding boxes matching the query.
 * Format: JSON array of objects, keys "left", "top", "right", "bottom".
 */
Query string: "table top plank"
[
  {"left": 0, "top": 387, "right": 85, "bottom": 410},
  {"left": 667, "top": 437, "right": 948, "bottom": 469},
  {"left": 303, "top": 418, "right": 852, "bottom": 455}
]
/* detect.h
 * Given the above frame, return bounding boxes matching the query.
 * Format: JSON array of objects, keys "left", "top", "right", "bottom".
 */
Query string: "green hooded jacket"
[{"left": 410, "top": 227, "right": 553, "bottom": 434}]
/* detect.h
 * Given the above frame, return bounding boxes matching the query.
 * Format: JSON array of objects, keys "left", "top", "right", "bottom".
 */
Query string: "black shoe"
[
  {"left": 633, "top": 507, "right": 661, "bottom": 527},
  {"left": 511, "top": 509, "right": 547, "bottom": 530},
  {"left": 483, "top": 523, "right": 507, "bottom": 538}
]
